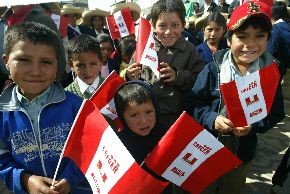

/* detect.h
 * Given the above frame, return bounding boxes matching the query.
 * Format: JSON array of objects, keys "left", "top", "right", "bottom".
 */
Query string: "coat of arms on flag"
[{"left": 220, "top": 63, "right": 280, "bottom": 127}]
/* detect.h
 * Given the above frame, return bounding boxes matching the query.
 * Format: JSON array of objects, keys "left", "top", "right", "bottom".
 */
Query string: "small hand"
[
  {"left": 126, "top": 63, "right": 142, "bottom": 80},
  {"left": 214, "top": 115, "right": 234, "bottom": 134},
  {"left": 159, "top": 62, "right": 176, "bottom": 83},
  {"left": 50, "top": 179, "right": 70, "bottom": 194}
]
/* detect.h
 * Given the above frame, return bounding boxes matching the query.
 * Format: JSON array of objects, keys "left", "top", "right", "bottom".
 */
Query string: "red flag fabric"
[
  {"left": 135, "top": 17, "right": 160, "bottom": 79},
  {"left": 106, "top": 8, "right": 135, "bottom": 40},
  {"left": 145, "top": 112, "right": 242, "bottom": 194},
  {"left": 90, "top": 71, "right": 125, "bottom": 130},
  {"left": 220, "top": 63, "right": 280, "bottom": 127},
  {"left": 49, "top": 13, "right": 68, "bottom": 38},
  {"left": 63, "top": 100, "right": 168, "bottom": 193}
]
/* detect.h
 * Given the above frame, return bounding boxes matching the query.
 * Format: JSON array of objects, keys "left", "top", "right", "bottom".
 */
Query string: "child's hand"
[
  {"left": 50, "top": 179, "right": 70, "bottom": 194},
  {"left": 126, "top": 63, "right": 141, "bottom": 80},
  {"left": 214, "top": 115, "right": 234, "bottom": 134},
  {"left": 232, "top": 126, "right": 251, "bottom": 137},
  {"left": 21, "top": 173, "right": 59, "bottom": 194},
  {"left": 159, "top": 62, "right": 176, "bottom": 83}
]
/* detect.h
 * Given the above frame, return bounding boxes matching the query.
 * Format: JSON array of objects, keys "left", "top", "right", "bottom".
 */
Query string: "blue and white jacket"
[{"left": 0, "top": 82, "right": 91, "bottom": 193}]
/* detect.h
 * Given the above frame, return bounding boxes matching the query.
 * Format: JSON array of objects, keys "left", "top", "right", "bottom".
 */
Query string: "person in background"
[
  {"left": 61, "top": 4, "right": 93, "bottom": 40},
  {"left": 187, "top": 1, "right": 285, "bottom": 193},
  {"left": 216, "top": 0, "right": 230, "bottom": 13},
  {"left": 196, "top": 12, "right": 228, "bottom": 65},
  {"left": 96, "top": 33, "right": 116, "bottom": 78},
  {"left": 0, "top": 22, "right": 91, "bottom": 194},
  {"left": 81, "top": 9, "right": 110, "bottom": 38},
  {"left": 228, "top": 0, "right": 240, "bottom": 17},
  {"left": 182, "top": 15, "right": 202, "bottom": 46},
  {"left": 267, "top": 0, "right": 290, "bottom": 77},
  {"left": 65, "top": 34, "right": 104, "bottom": 99},
  {"left": 200, "top": 0, "right": 218, "bottom": 15}
]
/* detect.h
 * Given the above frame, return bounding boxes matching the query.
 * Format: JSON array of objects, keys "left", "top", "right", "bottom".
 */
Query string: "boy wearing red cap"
[{"left": 187, "top": 1, "right": 285, "bottom": 193}]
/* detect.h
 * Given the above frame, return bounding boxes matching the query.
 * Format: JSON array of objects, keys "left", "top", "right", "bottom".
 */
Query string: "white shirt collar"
[{"left": 76, "top": 76, "right": 100, "bottom": 94}]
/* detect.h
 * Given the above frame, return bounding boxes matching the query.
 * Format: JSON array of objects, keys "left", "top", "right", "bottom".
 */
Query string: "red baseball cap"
[{"left": 227, "top": 0, "right": 272, "bottom": 30}]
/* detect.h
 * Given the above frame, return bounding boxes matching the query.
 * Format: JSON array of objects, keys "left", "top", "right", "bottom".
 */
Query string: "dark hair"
[
  {"left": 114, "top": 82, "right": 153, "bottom": 114},
  {"left": 96, "top": 33, "right": 114, "bottom": 46},
  {"left": 272, "top": 1, "right": 290, "bottom": 22},
  {"left": 3, "top": 22, "right": 61, "bottom": 57},
  {"left": 67, "top": 34, "right": 102, "bottom": 60},
  {"left": 117, "top": 36, "right": 136, "bottom": 64},
  {"left": 226, "top": 16, "right": 272, "bottom": 40},
  {"left": 150, "top": 0, "right": 186, "bottom": 28},
  {"left": 202, "top": 12, "right": 227, "bottom": 30}
]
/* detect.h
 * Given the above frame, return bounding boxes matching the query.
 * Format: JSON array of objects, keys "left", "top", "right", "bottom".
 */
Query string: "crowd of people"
[{"left": 0, "top": 0, "right": 289, "bottom": 193}]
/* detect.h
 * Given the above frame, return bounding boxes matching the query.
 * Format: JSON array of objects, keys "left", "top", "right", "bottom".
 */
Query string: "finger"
[{"left": 223, "top": 118, "right": 234, "bottom": 128}]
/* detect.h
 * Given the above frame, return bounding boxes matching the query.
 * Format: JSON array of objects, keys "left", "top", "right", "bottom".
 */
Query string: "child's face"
[
  {"left": 3, "top": 41, "right": 57, "bottom": 101},
  {"left": 70, "top": 52, "right": 102, "bottom": 85},
  {"left": 154, "top": 12, "right": 184, "bottom": 47},
  {"left": 204, "top": 22, "right": 225, "bottom": 45},
  {"left": 100, "top": 42, "right": 113, "bottom": 63},
  {"left": 92, "top": 16, "right": 104, "bottom": 30},
  {"left": 123, "top": 101, "right": 156, "bottom": 136},
  {"left": 228, "top": 26, "right": 268, "bottom": 66}
]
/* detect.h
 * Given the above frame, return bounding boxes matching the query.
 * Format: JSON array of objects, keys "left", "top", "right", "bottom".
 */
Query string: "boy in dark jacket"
[{"left": 187, "top": 1, "right": 285, "bottom": 193}]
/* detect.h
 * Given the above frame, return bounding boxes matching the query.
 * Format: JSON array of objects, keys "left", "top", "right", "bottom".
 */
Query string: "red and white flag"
[
  {"left": 49, "top": 13, "right": 68, "bottom": 38},
  {"left": 145, "top": 112, "right": 242, "bottom": 194},
  {"left": 220, "top": 63, "right": 280, "bottom": 127},
  {"left": 106, "top": 8, "right": 135, "bottom": 40},
  {"left": 60, "top": 100, "right": 168, "bottom": 193},
  {"left": 90, "top": 71, "right": 125, "bottom": 130},
  {"left": 135, "top": 17, "right": 160, "bottom": 79}
]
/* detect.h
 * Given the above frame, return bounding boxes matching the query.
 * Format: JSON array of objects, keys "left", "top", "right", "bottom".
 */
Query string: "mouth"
[{"left": 241, "top": 51, "right": 256, "bottom": 55}]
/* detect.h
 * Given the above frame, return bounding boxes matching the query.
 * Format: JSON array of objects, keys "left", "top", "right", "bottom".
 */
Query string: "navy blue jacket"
[{"left": 187, "top": 49, "right": 285, "bottom": 162}]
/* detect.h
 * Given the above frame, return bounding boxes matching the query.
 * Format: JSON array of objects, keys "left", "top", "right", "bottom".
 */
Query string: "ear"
[
  {"left": 227, "top": 39, "right": 231, "bottom": 47},
  {"left": 2, "top": 54, "right": 10, "bottom": 72},
  {"left": 68, "top": 59, "right": 74, "bottom": 71}
]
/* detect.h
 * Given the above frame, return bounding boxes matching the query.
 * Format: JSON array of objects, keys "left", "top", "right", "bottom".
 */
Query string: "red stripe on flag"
[
  {"left": 220, "top": 80, "right": 247, "bottom": 127},
  {"left": 106, "top": 15, "right": 121, "bottom": 40},
  {"left": 181, "top": 147, "right": 242, "bottom": 193},
  {"left": 59, "top": 16, "right": 68, "bottom": 38},
  {"left": 109, "top": 163, "right": 169, "bottom": 194},
  {"left": 90, "top": 71, "right": 125, "bottom": 109},
  {"left": 259, "top": 63, "right": 280, "bottom": 113},
  {"left": 63, "top": 100, "right": 109, "bottom": 173},
  {"left": 135, "top": 17, "right": 151, "bottom": 63},
  {"left": 121, "top": 8, "right": 135, "bottom": 36},
  {"left": 145, "top": 112, "right": 204, "bottom": 174}
]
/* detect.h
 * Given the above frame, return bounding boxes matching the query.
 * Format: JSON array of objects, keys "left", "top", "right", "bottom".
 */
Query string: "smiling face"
[
  {"left": 204, "top": 21, "right": 225, "bottom": 45},
  {"left": 70, "top": 51, "right": 102, "bottom": 85},
  {"left": 3, "top": 41, "right": 57, "bottom": 101},
  {"left": 228, "top": 25, "right": 268, "bottom": 67},
  {"left": 123, "top": 101, "right": 156, "bottom": 136},
  {"left": 153, "top": 11, "right": 184, "bottom": 47}
]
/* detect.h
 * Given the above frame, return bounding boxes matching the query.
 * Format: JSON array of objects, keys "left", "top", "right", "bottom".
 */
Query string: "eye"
[
  {"left": 257, "top": 33, "right": 266, "bottom": 38},
  {"left": 172, "top": 23, "right": 180, "bottom": 29},
  {"left": 42, "top": 60, "right": 53, "bottom": 64},
  {"left": 158, "top": 24, "right": 167, "bottom": 30},
  {"left": 130, "top": 113, "right": 137, "bottom": 118},
  {"left": 75, "top": 63, "right": 85, "bottom": 69}
]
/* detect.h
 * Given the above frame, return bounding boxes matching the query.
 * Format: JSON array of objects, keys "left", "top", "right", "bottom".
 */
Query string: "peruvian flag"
[
  {"left": 135, "top": 17, "right": 160, "bottom": 79},
  {"left": 90, "top": 71, "right": 125, "bottom": 130},
  {"left": 106, "top": 8, "right": 135, "bottom": 40},
  {"left": 49, "top": 13, "right": 68, "bottom": 38},
  {"left": 145, "top": 112, "right": 242, "bottom": 194},
  {"left": 220, "top": 63, "right": 280, "bottom": 127},
  {"left": 61, "top": 100, "right": 168, "bottom": 193}
]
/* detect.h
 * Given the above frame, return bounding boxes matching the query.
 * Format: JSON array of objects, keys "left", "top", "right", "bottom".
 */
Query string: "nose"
[{"left": 30, "top": 62, "right": 42, "bottom": 75}]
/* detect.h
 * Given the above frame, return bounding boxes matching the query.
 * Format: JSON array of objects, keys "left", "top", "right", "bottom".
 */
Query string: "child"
[
  {"left": 96, "top": 33, "right": 115, "bottom": 78},
  {"left": 126, "top": 0, "right": 204, "bottom": 134},
  {"left": 117, "top": 36, "right": 136, "bottom": 79},
  {"left": 114, "top": 80, "right": 162, "bottom": 164},
  {"left": 187, "top": 1, "right": 285, "bottom": 193},
  {"left": 196, "top": 12, "right": 228, "bottom": 65},
  {"left": 66, "top": 34, "right": 104, "bottom": 99},
  {"left": 0, "top": 22, "right": 91, "bottom": 194}
]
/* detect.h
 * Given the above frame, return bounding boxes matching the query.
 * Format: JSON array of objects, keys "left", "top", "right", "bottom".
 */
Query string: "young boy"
[
  {"left": 126, "top": 0, "right": 204, "bottom": 134},
  {"left": 187, "top": 1, "right": 285, "bottom": 193},
  {"left": 66, "top": 34, "right": 104, "bottom": 99},
  {"left": 114, "top": 80, "right": 161, "bottom": 165},
  {"left": 0, "top": 22, "right": 91, "bottom": 194}
]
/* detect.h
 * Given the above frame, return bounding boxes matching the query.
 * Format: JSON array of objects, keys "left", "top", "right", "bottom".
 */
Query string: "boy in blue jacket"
[
  {"left": 187, "top": 1, "right": 285, "bottom": 194},
  {"left": 0, "top": 22, "right": 90, "bottom": 194}
]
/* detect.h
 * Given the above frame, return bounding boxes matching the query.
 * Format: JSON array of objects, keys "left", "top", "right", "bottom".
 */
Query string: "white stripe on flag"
[
  {"left": 85, "top": 126, "right": 135, "bottom": 194},
  {"left": 236, "top": 71, "right": 267, "bottom": 125},
  {"left": 161, "top": 129, "right": 224, "bottom": 186},
  {"left": 50, "top": 14, "right": 61, "bottom": 30},
  {"left": 113, "top": 11, "right": 130, "bottom": 38},
  {"left": 100, "top": 98, "right": 118, "bottom": 120}
]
